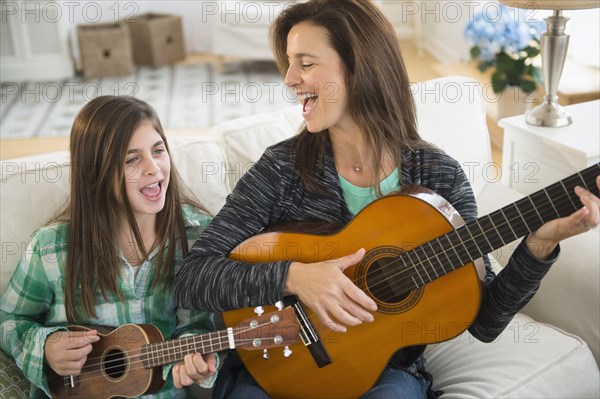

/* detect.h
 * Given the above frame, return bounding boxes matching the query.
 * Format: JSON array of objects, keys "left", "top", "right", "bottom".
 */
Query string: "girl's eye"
[
  {"left": 154, "top": 148, "right": 166, "bottom": 155},
  {"left": 125, "top": 157, "right": 138, "bottom": 165}
]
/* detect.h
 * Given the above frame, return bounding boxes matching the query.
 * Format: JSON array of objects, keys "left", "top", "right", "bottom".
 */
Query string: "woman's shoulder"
[
  {"left": 263, "top": 136, "right": 298, "bottom": 163},
  {"left": 404, "top": 145, "right": 463, "bottom": 173}
]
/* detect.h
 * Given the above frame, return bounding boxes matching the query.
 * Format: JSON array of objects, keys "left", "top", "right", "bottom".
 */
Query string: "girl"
[
  {"left": 0, "top": 96, "right": 217, "bottom": 398},
  {"left": 175, "top": 1, "right": 600, "bottom": 397}
]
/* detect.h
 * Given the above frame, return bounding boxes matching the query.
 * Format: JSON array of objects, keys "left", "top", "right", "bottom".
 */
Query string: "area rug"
[{"left": 0, "top": 61, "right": 293, "bottom": 139}]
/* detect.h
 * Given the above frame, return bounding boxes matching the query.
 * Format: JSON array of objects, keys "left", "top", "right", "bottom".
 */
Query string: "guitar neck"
[
  {"left": 141, "top": 330, "right": 231, "bottom": 368},
  {"left": 404, "top": 163, "right": 599, "bottom": 288}
]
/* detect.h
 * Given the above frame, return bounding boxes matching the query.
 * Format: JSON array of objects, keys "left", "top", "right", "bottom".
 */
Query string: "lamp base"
[{"left": 526, "top": 100, "right": 573, "bottom": 127}]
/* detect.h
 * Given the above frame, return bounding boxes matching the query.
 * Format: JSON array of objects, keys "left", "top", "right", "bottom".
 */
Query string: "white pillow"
[
  {"left": 215, "top": 105, "right": 302, "bottom": 190},
  {"left": 168, "top": 135, "right": 229, "bottom": 216},
  {"left": 425, "top": 312, "right": 600, "bottom": 398}
]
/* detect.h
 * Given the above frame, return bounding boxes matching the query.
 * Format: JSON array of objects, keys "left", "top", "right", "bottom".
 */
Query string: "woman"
[
  {"left": 175, "top": 1, "right": 600, "bottom": 398},
  {"left": 0, "top": 96, "right": 217, "bottom": 398}
]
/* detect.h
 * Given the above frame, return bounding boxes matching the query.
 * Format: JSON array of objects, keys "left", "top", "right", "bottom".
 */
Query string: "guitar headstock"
[{"left": 233, "top": 307, "right": 300, "bottom": 351}]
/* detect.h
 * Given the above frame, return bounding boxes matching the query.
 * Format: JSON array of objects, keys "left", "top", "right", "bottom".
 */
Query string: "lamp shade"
[{"left": 500, "top": 0, "right": 600, "bottom": 9}]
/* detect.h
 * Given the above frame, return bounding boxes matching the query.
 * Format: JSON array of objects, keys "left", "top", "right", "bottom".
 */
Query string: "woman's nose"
[{"left": 284, "top": 64, "right": 301, "bottom": 88}]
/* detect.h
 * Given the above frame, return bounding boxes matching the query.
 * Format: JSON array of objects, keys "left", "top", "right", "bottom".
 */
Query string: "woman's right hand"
[
  {"left": 285, "top": 248, "right": 378, "bottom": 333},
  {"left": 44, "top": 330, "right": 100, "bottom": 376}
]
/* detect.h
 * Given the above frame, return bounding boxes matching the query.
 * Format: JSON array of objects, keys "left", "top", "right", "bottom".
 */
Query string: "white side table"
[{"left": 499, "top": 100, "right": 600, "bottom": 195}]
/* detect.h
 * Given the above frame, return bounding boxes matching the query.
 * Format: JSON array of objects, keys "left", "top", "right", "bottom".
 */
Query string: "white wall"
[{"left": 378, "top": 0, "right": 600, "bottom": 67}]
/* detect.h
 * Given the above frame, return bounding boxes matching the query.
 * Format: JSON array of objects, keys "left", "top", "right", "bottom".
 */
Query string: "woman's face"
[
  {"left": 285, "top": 22, "right": 353, "bottom": 134},
  {"left": 122, "top": 120, "right": 171, "bottom": 222}
]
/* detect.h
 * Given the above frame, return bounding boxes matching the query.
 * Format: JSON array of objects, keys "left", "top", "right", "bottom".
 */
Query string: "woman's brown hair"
[
  {"left": 57, "top": 96, "right": 199, "bottom": 322},
  {"left": 271, "top": 0, "right": 424, "bottom": 195}
]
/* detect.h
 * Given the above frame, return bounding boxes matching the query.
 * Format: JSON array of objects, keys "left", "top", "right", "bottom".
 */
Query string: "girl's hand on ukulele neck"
[
  {"left": 285, "top": 248, "right": 378, "bottom": 333},
  {"left": 44, "top": 330, "right": 99, "bottom": 376},
  {"left": 172, "top": 353, "right": 217, "bottom": 388}
]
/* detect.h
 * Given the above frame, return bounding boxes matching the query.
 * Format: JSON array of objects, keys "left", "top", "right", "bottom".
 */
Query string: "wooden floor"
[{"left": 0, "top": 42, "right": 503, "bottom": 163}]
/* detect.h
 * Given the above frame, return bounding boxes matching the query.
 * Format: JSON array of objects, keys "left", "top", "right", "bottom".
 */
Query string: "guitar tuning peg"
[
  {"left": 275, "top": 301, "right": 284, "bottom": 310},
  {"left": 262, "top": 349, "right": 269, "bottom": 360},
  {"left": 254, "top": 306, "right": 264, "bottom": 316},
  {"left": 283, "top": 346, "right": 292, "bottom": 358}
]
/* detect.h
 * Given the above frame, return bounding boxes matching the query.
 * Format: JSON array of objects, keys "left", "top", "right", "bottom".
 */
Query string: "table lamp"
[{"left": 500, "top": 0, "right": 600, "bottom": 127}]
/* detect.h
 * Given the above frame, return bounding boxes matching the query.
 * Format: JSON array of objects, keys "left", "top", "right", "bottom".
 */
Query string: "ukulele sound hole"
[{"left": 104, "top": 349, "right": 127, "bottom": 379}]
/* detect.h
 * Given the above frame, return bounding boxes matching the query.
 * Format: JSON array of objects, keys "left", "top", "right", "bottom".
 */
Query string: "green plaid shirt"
[{"left": 0, "top": 206, "right": 216, "bottom": 398}]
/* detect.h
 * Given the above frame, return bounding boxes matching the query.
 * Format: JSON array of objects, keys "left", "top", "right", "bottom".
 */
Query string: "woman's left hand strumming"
[{"left": 526, "top": 176, "right": 600, "bottom": 260}]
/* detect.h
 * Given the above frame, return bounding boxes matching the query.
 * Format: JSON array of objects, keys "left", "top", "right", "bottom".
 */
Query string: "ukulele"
[
  {"left": 222, "top": 163, "right": 600, "bottom": 398},
  {"left": 47, "top": 307, "right": 299, "bottom": 398}
]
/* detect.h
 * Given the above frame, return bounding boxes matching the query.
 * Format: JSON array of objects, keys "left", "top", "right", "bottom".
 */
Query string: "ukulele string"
[
  {"left": 347, "top": 180, "right": 587, "bottom": 304},
  {"left": 64, "top": 320, "right": 283, "bottom": 384}
]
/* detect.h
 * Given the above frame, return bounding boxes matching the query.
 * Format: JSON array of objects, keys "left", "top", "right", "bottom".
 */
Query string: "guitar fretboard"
[{"left": 385, "top": 163, "right": 599, "bottom": 294}]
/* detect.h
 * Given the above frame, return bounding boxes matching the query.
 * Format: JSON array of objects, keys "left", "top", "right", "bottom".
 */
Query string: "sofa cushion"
[
  {"left": 1, "top": 151, "right": 71, "bottom": 294},
  {"left": 167, "top": 135, "right": 229, "bottom": 217},
  {"left": 215, "top": 105, "right": 302, "bottom": 190},
  {"left": 415, "top": 77, "right": 492, "bottom": 198},
  {"left": 425, "top": 312, "right": 600, "bottom": 398}
]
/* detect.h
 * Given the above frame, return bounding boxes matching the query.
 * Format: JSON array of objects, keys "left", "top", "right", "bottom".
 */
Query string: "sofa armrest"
[{"left": 476, "top": 181, "right": 600, "bottom": 366}]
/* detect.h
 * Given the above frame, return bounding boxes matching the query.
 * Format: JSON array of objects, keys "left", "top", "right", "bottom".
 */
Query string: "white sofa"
[{"left": 1, "top": 77, "right": 599, "bottom": 398}]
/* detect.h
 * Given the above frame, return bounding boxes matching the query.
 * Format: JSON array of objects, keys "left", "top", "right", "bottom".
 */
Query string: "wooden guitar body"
[
  {"left": 47, "top": 324, "right": 165, "bottom": 398},
  {"left": 224, "top": 187, "right": 485, "bottom": 398}
]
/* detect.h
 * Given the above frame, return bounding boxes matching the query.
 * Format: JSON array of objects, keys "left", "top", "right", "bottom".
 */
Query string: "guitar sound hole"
[
  {"left": 366, "top": 257, "right": 412, "bottom": 303},
  {"left": 104, "top": 349, "right": 127, "bottom": 379}
]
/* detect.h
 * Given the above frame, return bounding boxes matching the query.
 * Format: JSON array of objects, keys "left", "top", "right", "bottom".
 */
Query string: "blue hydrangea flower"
[
  {"left": 464, "top": 3, "right": 543, "bottom": 93},
  {"left": 465, "top": 4, "right": 541, "bottom": 61}
]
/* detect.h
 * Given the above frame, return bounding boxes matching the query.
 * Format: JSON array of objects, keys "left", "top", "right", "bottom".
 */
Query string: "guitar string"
[
  {"left": 348, "top": 172, "right": 593, "bottom": 300},
  {"left": 62, "top": 319, "right": 287, "bottom": 384},
  {"left": 353, "top": 168, "right": 592, "bottom": 304},
  {"left": 297, "top": 178, "right": 592, "bottom": 332}
]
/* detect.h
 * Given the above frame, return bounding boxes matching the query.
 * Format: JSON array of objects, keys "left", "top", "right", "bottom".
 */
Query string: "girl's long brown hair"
[
  {"left": 271, "top": 0, "right": 425, "bottom": 195},
  {"left": 56, "top": 96, "right": 200, "bottom": 322}
]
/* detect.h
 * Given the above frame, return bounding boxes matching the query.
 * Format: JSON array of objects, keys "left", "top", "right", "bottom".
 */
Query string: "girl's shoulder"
[
  {"left": 29, "top": 222, "right": 70, "bottom": 249},
  {"left": 182, "top": 204, "right": 212, "bottom": 229}
]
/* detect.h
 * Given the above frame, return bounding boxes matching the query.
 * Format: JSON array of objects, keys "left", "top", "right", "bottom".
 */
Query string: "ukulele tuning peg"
[
  {"left": 275, "top": 300, "right": 284, "bottom": 310},
  {"left": 283, "top": 346, "right": 293, "bottom": 358},
  {"left": 262, "top": 349, "right": 269, "bottom": 360},
  {"left": 254, "top": 306, "right": 264, "bottom": 316}
]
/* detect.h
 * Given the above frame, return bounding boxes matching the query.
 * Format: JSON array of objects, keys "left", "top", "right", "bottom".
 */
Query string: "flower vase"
[{"left": 496, "top": 86, "right": 532, "bottom": 119}]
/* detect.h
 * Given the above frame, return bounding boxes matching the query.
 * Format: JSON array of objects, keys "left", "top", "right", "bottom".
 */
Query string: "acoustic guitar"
[
  {"left": 223, "top": 163, "right": 600, "bottom": 398},
  {"left": 47, "top": 308, "right": 299, "bottom": 398}
]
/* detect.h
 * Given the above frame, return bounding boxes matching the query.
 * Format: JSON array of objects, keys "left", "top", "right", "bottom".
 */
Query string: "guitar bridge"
[{"left": 285, "top": 296, "right": 332, "bottom": 368}]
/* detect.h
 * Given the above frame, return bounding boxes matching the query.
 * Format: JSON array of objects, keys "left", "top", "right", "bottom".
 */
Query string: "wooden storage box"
[
  {"left": 77, "top": 22, "right": 134, "bottom": 79},
  {"left": 125, "top": 13, "right": 185, "bottom": 67}
]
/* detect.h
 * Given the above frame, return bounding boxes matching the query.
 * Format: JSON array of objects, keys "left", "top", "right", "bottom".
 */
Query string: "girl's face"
[
  {"left": 285, "top": 22, "right": 354, "bottom": 134},
  {"left": 123, "top": 120, "right": 171, "bottom": 222}
]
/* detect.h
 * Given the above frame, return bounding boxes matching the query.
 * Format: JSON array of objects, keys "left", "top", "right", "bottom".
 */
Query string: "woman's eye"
[
  {"left": 125, "top": 157, "right": 138, "bottom": 165},
  {"left": 301, "top": 63, "right": 314, "bottom": 69},
  {"left": 154, "top": 148, "right": 166, "bottom": 155}
]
